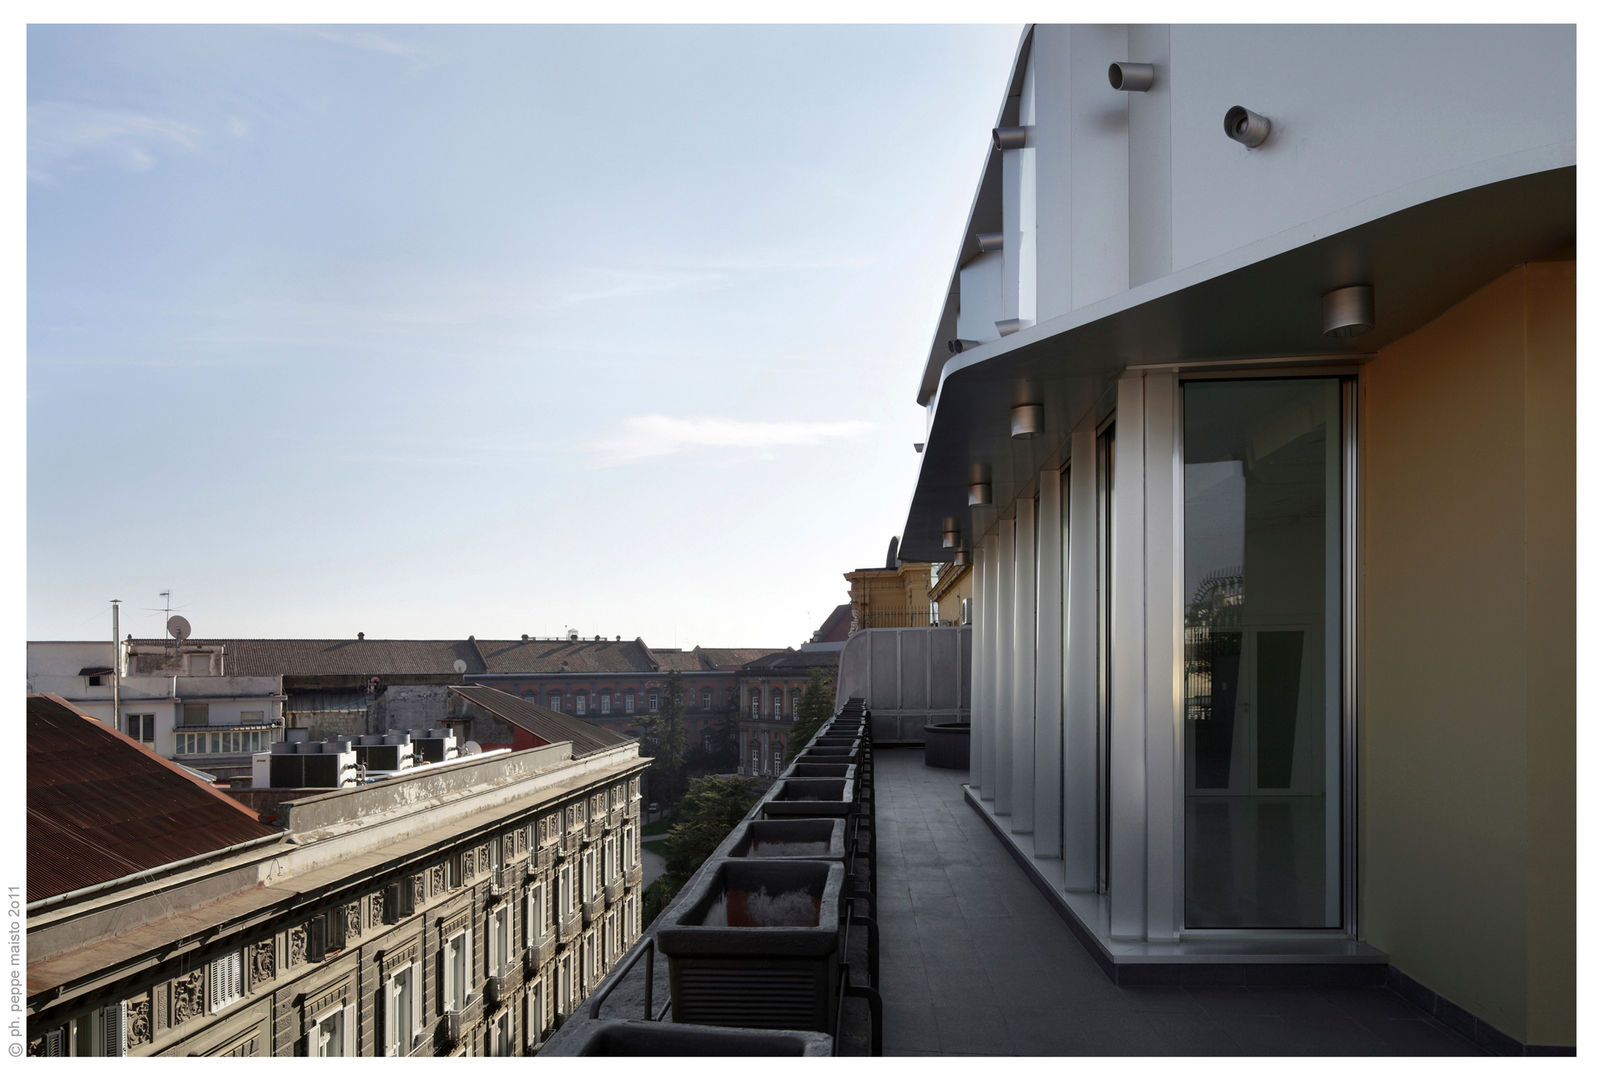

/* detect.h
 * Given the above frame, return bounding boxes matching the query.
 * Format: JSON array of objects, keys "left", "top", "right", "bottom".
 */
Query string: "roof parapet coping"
[{"left": 29, "top": 742, "right": 650, "bottom": 972}]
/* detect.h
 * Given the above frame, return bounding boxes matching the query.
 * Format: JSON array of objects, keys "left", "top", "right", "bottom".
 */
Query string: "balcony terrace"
[{"left": 548, "top": 743, "right": 1482, "bottom": 1056}]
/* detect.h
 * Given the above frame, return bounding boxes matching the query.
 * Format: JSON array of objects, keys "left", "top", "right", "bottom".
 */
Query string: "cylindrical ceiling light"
[
  {"left": 941, "top": 516, "right": 960, "bottom": 548},
  {"left": 1011, "top": 403, "right": 1044, "bottom": 439},
  {"left": 968, "top": 464, "right": 991, "bottom": 506},
  {"left": 995, "top": 318, "right": 1023, "bottom": 337},
  {"left": 1322, "top": 284, "right": 1375, "bottom": 338},
  {"left": 992, "top": 126, "right": 1029, "bottom": 151},
  {"left": 954, "top": 548, "right": 970, "bottom": 567},
  {"left": 976, "top": 231, "right": 1004, "bottom": 252}
]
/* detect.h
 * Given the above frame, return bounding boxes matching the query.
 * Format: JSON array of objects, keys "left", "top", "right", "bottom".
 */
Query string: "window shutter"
[
  {"left": 43, "top": 1029, "right": 65, "bottom": 1056},
  {"left": 103, "top": 1003, "right": 127, "bottom": 1057},
  {"left": 409, "top": 961, "right": 423, "bottom": 1045},
  {"left": 382, "top": 972, "right": 395, "bottom": 1056},
  {"left": 341, "top": 1002, "right": 356, "bottom": 1057}
]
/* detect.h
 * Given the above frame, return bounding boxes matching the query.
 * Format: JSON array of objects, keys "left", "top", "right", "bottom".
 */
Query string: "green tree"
[
  {"left": 637, "top": 671, "right": 688, "bottom": 811},
  {"left": 641, "top": 774, "right": 762, "bottom": 924},
  {"left": 784, "top": 668, "right": 835, "bottom": 764}
]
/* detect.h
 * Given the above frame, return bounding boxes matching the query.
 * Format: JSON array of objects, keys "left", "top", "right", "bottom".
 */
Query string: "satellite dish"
[
  {"left": 453, "top": 659, "right": 467, "bottom": 675},
  {"left": 167, "top": 615, "right": 191, "bottom": 642},
  {"left": 462, "top": 740, "right": 481, "bottom": 756}
]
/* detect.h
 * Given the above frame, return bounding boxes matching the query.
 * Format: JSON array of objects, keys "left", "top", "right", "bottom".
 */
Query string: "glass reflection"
[{"left": 1183, "top": 379, "right": 1341, "bottom": 929}]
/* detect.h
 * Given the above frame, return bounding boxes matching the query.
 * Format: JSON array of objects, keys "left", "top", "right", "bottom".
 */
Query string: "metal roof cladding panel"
[
  {"left": 450, "top": 685, "right": 637, "bottom": 758},
  {"left": 26, "top": 694, "right": 281, "bottom": 904}
]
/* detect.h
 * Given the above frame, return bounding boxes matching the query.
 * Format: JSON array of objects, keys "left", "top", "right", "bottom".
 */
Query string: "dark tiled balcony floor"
[{"left": 872, "top": 748, "right": 1482, "bottom": 1056}]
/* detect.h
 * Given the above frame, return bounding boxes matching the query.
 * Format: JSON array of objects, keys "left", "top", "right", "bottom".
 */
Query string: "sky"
[{"left": 25, "top": 21, "right": 1024, "bottom": 648}]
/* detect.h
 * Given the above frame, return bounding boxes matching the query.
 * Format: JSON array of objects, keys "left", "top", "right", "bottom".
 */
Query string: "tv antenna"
[{"left": 146, "top": 590, "right": 189, "bottom": 649}]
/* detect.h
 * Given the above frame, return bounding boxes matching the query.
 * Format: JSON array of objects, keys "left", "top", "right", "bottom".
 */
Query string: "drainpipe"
[{"left": 110, "top": 600, "right": 121, "bottom": 732}]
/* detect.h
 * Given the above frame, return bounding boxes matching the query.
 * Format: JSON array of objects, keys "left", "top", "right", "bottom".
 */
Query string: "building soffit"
[
  {"left": 900, "top": 159, "right": 1575, "bottom": 560},
  {"left": 917, "top": 24, "right": 1035, "bottom": 405}
]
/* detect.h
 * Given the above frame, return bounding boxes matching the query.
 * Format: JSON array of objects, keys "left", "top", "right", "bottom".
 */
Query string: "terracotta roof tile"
[
  {"left": 128, "top": 638, "right": 485, "bottom": 677},
  {"left": 696, "top": 647, "right": 784, "bottom": 670},
  {"left": 476, "top": 638, "right": 657, "bottom": 674}
]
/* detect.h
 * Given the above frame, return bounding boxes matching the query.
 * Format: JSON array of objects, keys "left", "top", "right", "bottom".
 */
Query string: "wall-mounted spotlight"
[
  {"left": 954, "top": 548, "right": 970, "bottom": 567},
  {"left": 941, "top": 517, "right": 960, "bottom": 548},
  {"left": 976, "top": 231, "right": 1004, "bottom": 252},
  {"left": 1011, "top": 403, "right": 1044, "bottom": 439},
  {"left": 1223, "top": 106, "right": 1272, "bottom": 148},
  {"left": 995, "top": 318, "right": 1024, "bottom": 337},
  {"left": 1322, "top": 284, "right": 1374, "bottom": 338},
  {"left": 1108, "top": 62, "right": 1155, "bottom": 92},
  {"left": 992, "top": 126, "right": 1029, "bottom": 151},
  {"left": 947, "top": 338, "right": 981, "bottom": 354}
]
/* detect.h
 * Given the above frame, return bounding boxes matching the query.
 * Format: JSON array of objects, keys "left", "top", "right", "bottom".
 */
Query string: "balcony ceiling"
[{"left": 900, "top": 162, "right": 1575, "bottom": 561}]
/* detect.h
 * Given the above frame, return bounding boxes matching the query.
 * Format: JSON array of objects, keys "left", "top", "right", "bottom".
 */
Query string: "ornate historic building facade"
[{"left": 27, "top": 692, "right": 648, "bottom": 1057}]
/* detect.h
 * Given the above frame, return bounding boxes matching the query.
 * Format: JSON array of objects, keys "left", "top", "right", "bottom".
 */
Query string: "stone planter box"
[
  {"left": 780, "top": 762, "right": 857, "bottom": 789},
  {"left": 544, "top": 1017, "right": 833, "bottom": 1057},
  {"left": 793, "top": 747, "right": 857, "bottom": 767},
  {"left": 657, "top": 859, "right": 844, "bottom": 1032},
  {"left": 758, "top": 778, "right": 854, "bottom": 820},
  {"left": 923, "top": 722, "right": 971, "bottom": 770},
  {"left": 801, "top": 737, "right": 861, "bottom": 763},
  {"left": 716, "top": 817, "right": 847, "bottom": 862}
]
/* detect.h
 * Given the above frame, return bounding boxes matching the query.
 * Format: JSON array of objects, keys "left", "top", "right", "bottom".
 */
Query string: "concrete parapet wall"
[{"left": 835, "top": 626, "right": 970, "bottom": 742}]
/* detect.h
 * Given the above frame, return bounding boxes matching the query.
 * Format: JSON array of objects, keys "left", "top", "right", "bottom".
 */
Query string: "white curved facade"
[{"left": 900, "top": 24, "right": 1574, "bottom": 1051}]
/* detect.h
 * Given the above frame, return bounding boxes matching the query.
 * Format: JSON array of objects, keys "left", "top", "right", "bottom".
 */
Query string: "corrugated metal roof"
[
  {"left": 26, "top": 694, "right": 281, "bottom": 903},
  {"left": 451, "top": 685, "right": 637, "bottom": 758}
]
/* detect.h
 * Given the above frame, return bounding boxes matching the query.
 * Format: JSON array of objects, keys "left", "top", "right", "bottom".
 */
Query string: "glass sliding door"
[
  {"left": 1095, "top": 423, "right": 1115, "bottom": 895},
  {"left": 1182, "top": 379, "right": 1343, "bottom": 929}
]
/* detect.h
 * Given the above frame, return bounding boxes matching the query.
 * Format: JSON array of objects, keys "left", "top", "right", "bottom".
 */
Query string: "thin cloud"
[
  {"left": 28, "top": 101, "right": 201, "bottom": 184},
  {"left": 296, "top": 26, "right": 425, "bottom": 58},
  {"left": 551, "top": 268, "right": 729, "bottom": 308},
  {"left": 586, "top": 415, "right": 873, "bottom": 467}
]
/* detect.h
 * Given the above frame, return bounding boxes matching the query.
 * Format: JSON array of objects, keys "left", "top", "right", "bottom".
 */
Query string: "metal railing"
[{"left": 547, "top": 695, "right": 880, "bottom": 1056}]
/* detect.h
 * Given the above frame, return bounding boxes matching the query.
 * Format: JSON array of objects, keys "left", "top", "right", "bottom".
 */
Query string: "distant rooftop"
[
  {"left": 451, "top": 684, "right": 637, "bottom": 758},
  {"left": 26, "top": 694, "right": 280, "bottom": 904}
]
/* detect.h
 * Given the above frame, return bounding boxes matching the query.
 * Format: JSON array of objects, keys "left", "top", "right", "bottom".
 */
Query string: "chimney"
[{"left": 358, "top": 632, "right": 364, "bottom": 640}]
